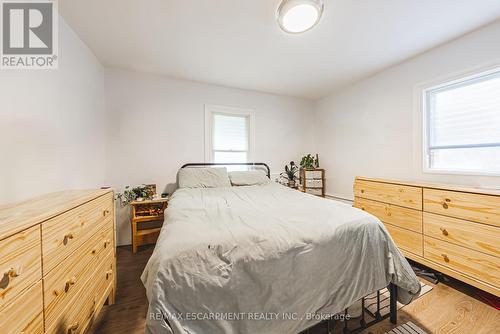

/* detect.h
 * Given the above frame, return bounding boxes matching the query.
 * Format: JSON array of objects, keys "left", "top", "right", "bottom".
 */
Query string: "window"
[
  {"left": 205, "top": 105, "right": 254, "bottom": 163},
  {"left": 423, "top": 68, "right": 500, "bottom": 175}
]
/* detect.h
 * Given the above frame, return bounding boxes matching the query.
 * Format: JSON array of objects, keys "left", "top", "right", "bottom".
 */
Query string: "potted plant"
[
  {"left": 281, "top": 161, "right": 299, "bottom": 188},
  {"left": 116, "top": 185, "right": 154, "bottom": 207},
  {"left": 300, "top": 154, "right": 320, "bottom": 169},
  {"left": 300, "top": 154, "right": 315, "bottom": 169}
]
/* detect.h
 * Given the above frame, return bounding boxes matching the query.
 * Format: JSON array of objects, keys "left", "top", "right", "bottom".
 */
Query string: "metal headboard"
[{"left": 181, "top": 163, "right": 271, "bottom": 178}]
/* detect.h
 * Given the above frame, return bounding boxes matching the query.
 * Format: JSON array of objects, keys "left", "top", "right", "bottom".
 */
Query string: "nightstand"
[
  {"left": 299, "top": 168, "right": 325, "bottom": 197},
  {"left": 130, "top": 197, "right": 168, "bottom": 253}
]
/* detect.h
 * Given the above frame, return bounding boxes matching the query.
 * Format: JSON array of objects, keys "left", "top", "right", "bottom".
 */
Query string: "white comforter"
[{"left": 141, "top": 183, "right": 420, "bottom": 334}]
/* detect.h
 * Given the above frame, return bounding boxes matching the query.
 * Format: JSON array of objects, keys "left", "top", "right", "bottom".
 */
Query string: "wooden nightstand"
[
  {"left": 130, "top": 197, "right": 168, "bottom": 253},
  {"left": 299, "top": 168, "right": 325, "bottom": 197}
]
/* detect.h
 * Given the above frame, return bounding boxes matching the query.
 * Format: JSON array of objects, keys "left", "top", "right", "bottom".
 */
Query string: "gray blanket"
[{"left": 141, "top": 183, "right": 421, "bottom": 334}]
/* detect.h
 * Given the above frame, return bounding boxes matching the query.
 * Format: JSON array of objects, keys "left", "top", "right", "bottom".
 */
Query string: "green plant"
[
  {"left": 281, "top": 161, "right": 299, "bottom": 181},
  {"left": 300, "top": 154, "right": 315, "bottom": 169},
  {"left": 300, "top": 154, "right": 320, "bottom": 169},
  {"left": 116, "top": 185, "right": 150, "bottom": 206}
]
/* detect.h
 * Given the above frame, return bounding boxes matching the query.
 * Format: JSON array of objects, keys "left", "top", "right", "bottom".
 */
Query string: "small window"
[
  {"left": 423, "top": 68, "right": 500, "bottom": 175},
  {"left": 205, "top": 105, "right": 254, "bottom": 163}
]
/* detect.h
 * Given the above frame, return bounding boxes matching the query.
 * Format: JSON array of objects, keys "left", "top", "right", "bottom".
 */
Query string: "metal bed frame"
[
  {"left": 301, "top": 283, "right": 397, "bottom": 334},
  {"left": 181, "top": 162, "right": 271, "bottom": 178},
  {"left": 180, "top": 162, "right": 398, "bottom": 333}
]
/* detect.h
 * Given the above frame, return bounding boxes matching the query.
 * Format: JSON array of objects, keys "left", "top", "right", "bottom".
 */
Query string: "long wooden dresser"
[
  {"left": 0, "top": 189, "right": 116, "bottom": 333},
  {"left": 353, "top": 177, "right": 499, "bottom": 297}
]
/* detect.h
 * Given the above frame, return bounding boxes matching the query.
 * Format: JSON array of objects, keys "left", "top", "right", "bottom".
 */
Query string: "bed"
[{"left": 141, "top": 163, "right": 421, "bottom": 334}]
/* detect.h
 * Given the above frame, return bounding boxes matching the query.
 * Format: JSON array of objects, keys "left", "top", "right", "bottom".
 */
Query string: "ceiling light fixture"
[{"left": 277, "top": 0, "right": 324, "bottom": 34}]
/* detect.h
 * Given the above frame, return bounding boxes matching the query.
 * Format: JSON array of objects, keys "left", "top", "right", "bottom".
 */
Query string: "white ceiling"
[{"left": 60, "top": 0, "right": 500, "bottom": 99}]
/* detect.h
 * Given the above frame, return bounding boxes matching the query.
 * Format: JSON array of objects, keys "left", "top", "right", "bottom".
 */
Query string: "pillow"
[
  {"left": 228, "top": 171, "right": 270, "bottom": 186},
  {"left": 178, "top": 167, "right": 231, "bottom": 188}
]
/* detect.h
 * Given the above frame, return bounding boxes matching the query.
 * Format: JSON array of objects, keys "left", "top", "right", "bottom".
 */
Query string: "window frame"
[
  {"left": 204, "top": 104, "right": 255, "bottom": 163},
  {"left": 422, "top": 66, "right": 500, "bottom": 176}
]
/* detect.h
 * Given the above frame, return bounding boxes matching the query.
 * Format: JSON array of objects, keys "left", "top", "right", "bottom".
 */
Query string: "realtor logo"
[{"left": 1, "top": 0, "right": 58, "bottom": 69}]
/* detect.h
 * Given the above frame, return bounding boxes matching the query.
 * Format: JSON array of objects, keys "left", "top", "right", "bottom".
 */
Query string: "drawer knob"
[
  {"left": 104, "top": 239, "right": 111, "bottom": 248},
  {"left": 361, "top": 207, "right": 365, "bottom": 211},
  {"left": 440, "top": 227, "right": 449, "bottom": 236},
  {"left": 360, "top": 189, "right": 365, "bottom": 193},
  {"left": 441, "top": 254, "right": 450, "bottom": 263},
  {"left": 1, "top": 267, "right": 20, "bottom": 289},
  {"left": 64, "top": 276, "right": 77, "bottom": 292},
  {"left": 5, "top": 267, "right": 19, "bottom": 278},
  {"left": 442, "top": 198, "right": 451, "bottom": 209},
  {"left": 106, "top": 269, "right": 113, "bottom": 280},
  {"left": 103, "top": 209, "right": 110, "bottom": 217},
  {"left": 63, "top": 233, "right": 74, "bottom": 245},
  {"left": 67, "top": 322, "right": 79, "bottom": 333}
]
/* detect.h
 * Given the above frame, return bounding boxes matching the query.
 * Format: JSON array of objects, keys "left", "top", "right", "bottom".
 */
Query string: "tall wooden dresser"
[
  {"left": 353, "top": 177, "right": 499, "bottom": 297},
  {"left": 0, "top": 189, "right": 116, "bottom": 333}
]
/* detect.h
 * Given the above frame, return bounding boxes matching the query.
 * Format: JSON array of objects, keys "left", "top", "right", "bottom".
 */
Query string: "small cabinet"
[{"left": 300, "top": 168, "right": 325, "bottom": 197}]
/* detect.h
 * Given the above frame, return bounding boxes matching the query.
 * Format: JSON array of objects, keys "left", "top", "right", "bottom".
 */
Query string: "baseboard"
[{"left": 325, "top": 193, "right": 354, "bottom": 204}]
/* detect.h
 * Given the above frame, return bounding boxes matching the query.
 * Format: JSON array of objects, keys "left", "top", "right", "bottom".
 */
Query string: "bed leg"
[
  {"left": 343, "top": 309, "right": 349, "bottom": 334},
  {"left": 360, "top": 297, "right": 366, "bottom": 328},
  {"left": 375, "top": 290, "right": 382, "bottom": 320},
  {"left": 389, "top": 283, "right": 398, "bottom": 324}
]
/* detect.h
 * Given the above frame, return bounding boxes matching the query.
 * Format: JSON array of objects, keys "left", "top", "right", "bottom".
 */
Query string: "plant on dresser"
[
  {"left": 0, "top": 189, "right": 116, "bottom": 333},
  {"left": 353, "top": 177, "right": 500, "bottom": 297}
]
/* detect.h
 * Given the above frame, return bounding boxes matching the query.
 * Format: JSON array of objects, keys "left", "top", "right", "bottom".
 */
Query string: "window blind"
[
  {"left": 212, "top": 113, "right": 249, "bottom": 163},
  {"left": 426, "top": 70, "right": 500, "bottom": 173}
]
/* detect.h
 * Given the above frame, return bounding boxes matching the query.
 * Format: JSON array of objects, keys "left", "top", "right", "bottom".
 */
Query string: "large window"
[
  {"left": 423, "top": 68, "right": 500, "bottom": 175},
  {"left": 205, "top": 105, "right": 254, "bottom": 163}
]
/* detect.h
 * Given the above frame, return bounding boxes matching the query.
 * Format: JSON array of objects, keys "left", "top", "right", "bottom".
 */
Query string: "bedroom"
[{"left": 0, "top": 0, "right": 499, "bottom": 333}]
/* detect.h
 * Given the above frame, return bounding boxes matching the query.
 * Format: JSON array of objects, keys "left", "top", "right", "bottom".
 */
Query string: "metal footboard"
[{"left": 301, "top": 283, "right": 398, "bottom": 334}]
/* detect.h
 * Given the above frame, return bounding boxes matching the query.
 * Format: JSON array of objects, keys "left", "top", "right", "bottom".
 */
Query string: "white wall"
[
  {"left": 315, "top": 20, "right": 500, "bottom": 200},
  {"left": 105, "top": 69, "right": 315, "bottom": 245},
  {"left": 0, "top": 19, "right": 106, "bottom": 203}
]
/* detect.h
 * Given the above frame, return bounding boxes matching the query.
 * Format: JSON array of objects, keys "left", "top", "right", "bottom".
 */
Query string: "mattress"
[{"left": 141, "top": 183, "right": 421, "bottom": 334}]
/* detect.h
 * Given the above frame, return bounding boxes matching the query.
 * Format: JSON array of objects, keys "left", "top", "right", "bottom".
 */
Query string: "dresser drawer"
[
  {"left": 42, "top": 192, "right": 114, "bottom": 274},
  {"left": 305, "top": 188, "right": 323, "bottom": 196},
  {"left": 94, "top": 250, "right": 115, "bottom": 308},
  {"left": 45, "top": 279, "right": 99, "bottom": 334},
  {"left": 0, "top": 280, "right": 43, "bottom": 334},
  {"left": 305, "top": 179, "right": 323, "bottom": 188},
  {"left": 354, "top": 180, "right": 422, "bottom": 210},
  {"left": 355, "top": 197, "right": 422, "bottom": 233},
  {"left": 423, "top": 212, "right": 499, "bottom": 257},
  {"left": 44, "top": 224, "right": 113, "bottom": 329},
  {"left": 423, "top": 188, "right": 500, "bottom": 227},
  {"left": 383, "top": 223, "right": 423, "bottom": 256},
  {"left": 0, "top": 225, "right": 41, "bottom": 310},
  {"left": 303, "top": 170, "right": 323, "bottom": 179},
  {"left": 424, "top": 236, "right": 500, "bottom": 288}
]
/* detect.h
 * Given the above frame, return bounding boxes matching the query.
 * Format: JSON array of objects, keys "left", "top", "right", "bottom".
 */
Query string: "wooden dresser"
[
  {"left": 353, "top": 177, "right": 499, "bottom": 297},
  {"left": 0, "top": 189, "right": 116, "bottom": 333}
]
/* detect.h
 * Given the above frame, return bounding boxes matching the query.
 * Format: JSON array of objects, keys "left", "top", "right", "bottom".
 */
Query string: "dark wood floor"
[{"left": 90, "top": 246, "right": 500, "bottom": 334}]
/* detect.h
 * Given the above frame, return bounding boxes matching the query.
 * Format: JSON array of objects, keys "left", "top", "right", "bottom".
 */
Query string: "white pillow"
[
  {"left": 178, "top": 167, "right": 231, "bottom": 188},
  {"left": 228, "top": 171, "right": 270, "bottom": 186}
]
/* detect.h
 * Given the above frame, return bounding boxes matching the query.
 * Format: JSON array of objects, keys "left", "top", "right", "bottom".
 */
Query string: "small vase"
[{"left": 288, "top": 180, "right": 296, "bottom": 188}]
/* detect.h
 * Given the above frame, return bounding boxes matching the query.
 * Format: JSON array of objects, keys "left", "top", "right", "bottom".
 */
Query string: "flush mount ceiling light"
[{"left": 277, "top": 0, "right": 324, "bottom": 34}]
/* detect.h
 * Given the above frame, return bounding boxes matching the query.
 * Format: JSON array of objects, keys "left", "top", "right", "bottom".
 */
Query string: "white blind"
[
  {"left": 212, "top": 113, "right": 249, "bottom": 163},
  {"left": 426, "top": 70, "right": 500, "bottom": 173}
]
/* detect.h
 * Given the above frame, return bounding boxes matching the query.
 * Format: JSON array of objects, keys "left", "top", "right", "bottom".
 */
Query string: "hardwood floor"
[{"left": 90, "top": 245, "right": 500, "bottom": 334}]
